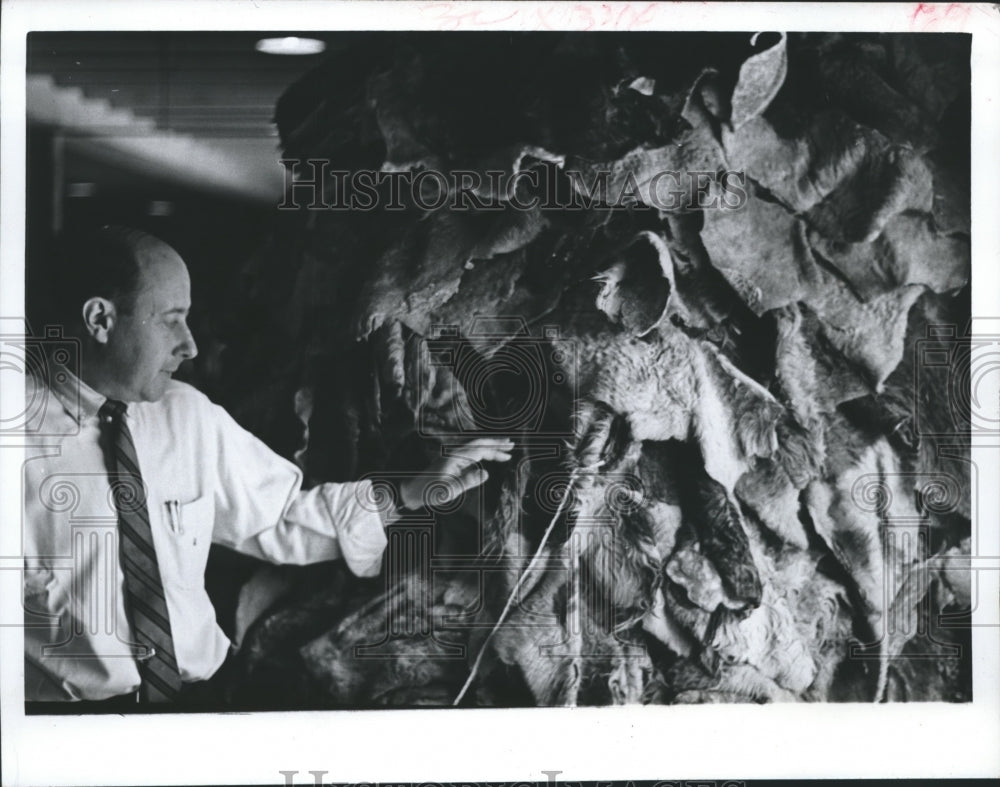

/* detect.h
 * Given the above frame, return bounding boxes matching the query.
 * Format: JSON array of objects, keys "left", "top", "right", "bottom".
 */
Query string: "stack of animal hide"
[{"left": 228, "top": 32, "right": 971, "bottom": 707}]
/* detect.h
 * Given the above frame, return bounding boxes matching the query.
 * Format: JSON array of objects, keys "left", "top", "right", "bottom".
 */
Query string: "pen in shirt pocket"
[{"left": 165, "top": 500, "right": 185, "bottom": 535}]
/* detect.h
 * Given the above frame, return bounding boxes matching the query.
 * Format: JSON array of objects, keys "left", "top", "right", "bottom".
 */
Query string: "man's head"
[{"left": 54, "top": 226, "right": 198, "bottom": 403}]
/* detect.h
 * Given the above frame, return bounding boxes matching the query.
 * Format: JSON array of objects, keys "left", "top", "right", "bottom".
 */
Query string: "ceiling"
[
  {"left": 27, "top": 31, "right": 340, "bottom": 137},
  {"left": 26, "top": 32, "right": 344, "bottom": 202}
]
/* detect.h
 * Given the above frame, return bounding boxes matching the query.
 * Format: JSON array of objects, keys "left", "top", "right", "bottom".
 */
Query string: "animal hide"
[{"left": 227, "top": 32, "right": 971, "bottom": 708}]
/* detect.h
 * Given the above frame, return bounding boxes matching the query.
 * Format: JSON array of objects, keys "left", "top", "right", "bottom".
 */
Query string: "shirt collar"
[{"left": 48, "top": 366, "right": 108, "bottom": 424}]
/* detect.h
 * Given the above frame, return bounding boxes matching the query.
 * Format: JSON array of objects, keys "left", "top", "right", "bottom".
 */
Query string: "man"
[{"left": 23, "top": 226, "right": 511, "bottom": 708}]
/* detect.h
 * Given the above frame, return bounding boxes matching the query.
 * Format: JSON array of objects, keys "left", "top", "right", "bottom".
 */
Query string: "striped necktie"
[{"left": 99, "top": 399, "right": 183, "bottom": 702}]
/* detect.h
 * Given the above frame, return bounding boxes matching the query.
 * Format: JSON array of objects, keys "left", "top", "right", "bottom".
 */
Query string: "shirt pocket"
[{"left": 153, "top": 494, "right": 214, "bottom": 591}]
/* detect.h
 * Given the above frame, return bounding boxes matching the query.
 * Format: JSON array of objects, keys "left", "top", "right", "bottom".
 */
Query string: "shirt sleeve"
[{"left": 206, "top": 400, "right": 387, "bottom": 577}]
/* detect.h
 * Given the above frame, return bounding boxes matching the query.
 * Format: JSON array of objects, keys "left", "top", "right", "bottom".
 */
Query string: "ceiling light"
[{"left": 255, "top": 37, "right": 326, "bottom": 56}]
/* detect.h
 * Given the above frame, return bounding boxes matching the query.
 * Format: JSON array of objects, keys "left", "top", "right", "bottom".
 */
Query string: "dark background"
[{"left": 25, "top": 32, "right": 351, "bottom": 633}]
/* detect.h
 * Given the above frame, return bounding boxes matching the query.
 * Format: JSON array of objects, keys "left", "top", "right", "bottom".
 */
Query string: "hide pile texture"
[{"left": 229, "top": 32, "right": 971, "bottom": 707}]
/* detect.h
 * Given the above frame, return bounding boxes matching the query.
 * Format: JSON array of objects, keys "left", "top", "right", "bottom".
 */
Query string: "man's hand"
[{"left": 396, "top": 438, "right": 515, "bottom": 513}]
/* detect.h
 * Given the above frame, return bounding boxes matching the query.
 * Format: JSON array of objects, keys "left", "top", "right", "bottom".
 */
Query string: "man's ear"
[{"left": 81, "top": 297, "right": 116, "bottom": 344}]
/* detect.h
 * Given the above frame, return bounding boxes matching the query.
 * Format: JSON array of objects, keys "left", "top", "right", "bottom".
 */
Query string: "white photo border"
[{"left": 2, "top": 2, "right": 998, "bottom": 785}]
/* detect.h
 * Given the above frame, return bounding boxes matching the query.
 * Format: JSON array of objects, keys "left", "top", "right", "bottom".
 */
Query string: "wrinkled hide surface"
[{"left": 229, "top": 33, "right": 971, "bottom": 708}]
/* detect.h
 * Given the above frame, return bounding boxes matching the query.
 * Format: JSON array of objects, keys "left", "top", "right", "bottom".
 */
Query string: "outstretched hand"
[{"left": 397, "top": 437, "right": 515, "bottom": 513}]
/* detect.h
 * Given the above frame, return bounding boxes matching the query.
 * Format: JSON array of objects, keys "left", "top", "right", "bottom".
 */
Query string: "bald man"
[{"left": 23, "top": 226, "right": 511, "bottom": 709}]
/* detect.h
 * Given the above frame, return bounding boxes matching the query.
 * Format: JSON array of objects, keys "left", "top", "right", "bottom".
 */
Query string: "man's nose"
[{"left": 177, "top": 324, "right": 198, "bottom": 360}]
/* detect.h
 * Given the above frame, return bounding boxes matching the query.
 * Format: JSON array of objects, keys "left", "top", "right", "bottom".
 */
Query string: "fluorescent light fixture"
[{"left": 255, "top": 37, "right": 326, "bottom": 56}]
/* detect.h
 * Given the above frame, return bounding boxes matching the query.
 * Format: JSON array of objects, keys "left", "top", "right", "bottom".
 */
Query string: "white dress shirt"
[{"left": 23, "top": 369, "right": 387, "bottom": 701}]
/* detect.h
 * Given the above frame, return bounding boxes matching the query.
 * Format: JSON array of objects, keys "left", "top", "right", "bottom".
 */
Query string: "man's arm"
[
  {"left": 205, "top": 395, "right": 512, "bottom": 577},
  {"left": 236, "top": 438, "right": 514, "bottom": 576},
  {"left": 241, "top": 480, "right": 387, "bottom": 576}
]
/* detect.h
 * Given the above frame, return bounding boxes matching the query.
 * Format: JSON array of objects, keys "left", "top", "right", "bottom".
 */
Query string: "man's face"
[{"left": 104, "top": 242, "right": 198, "bottom": 402}]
